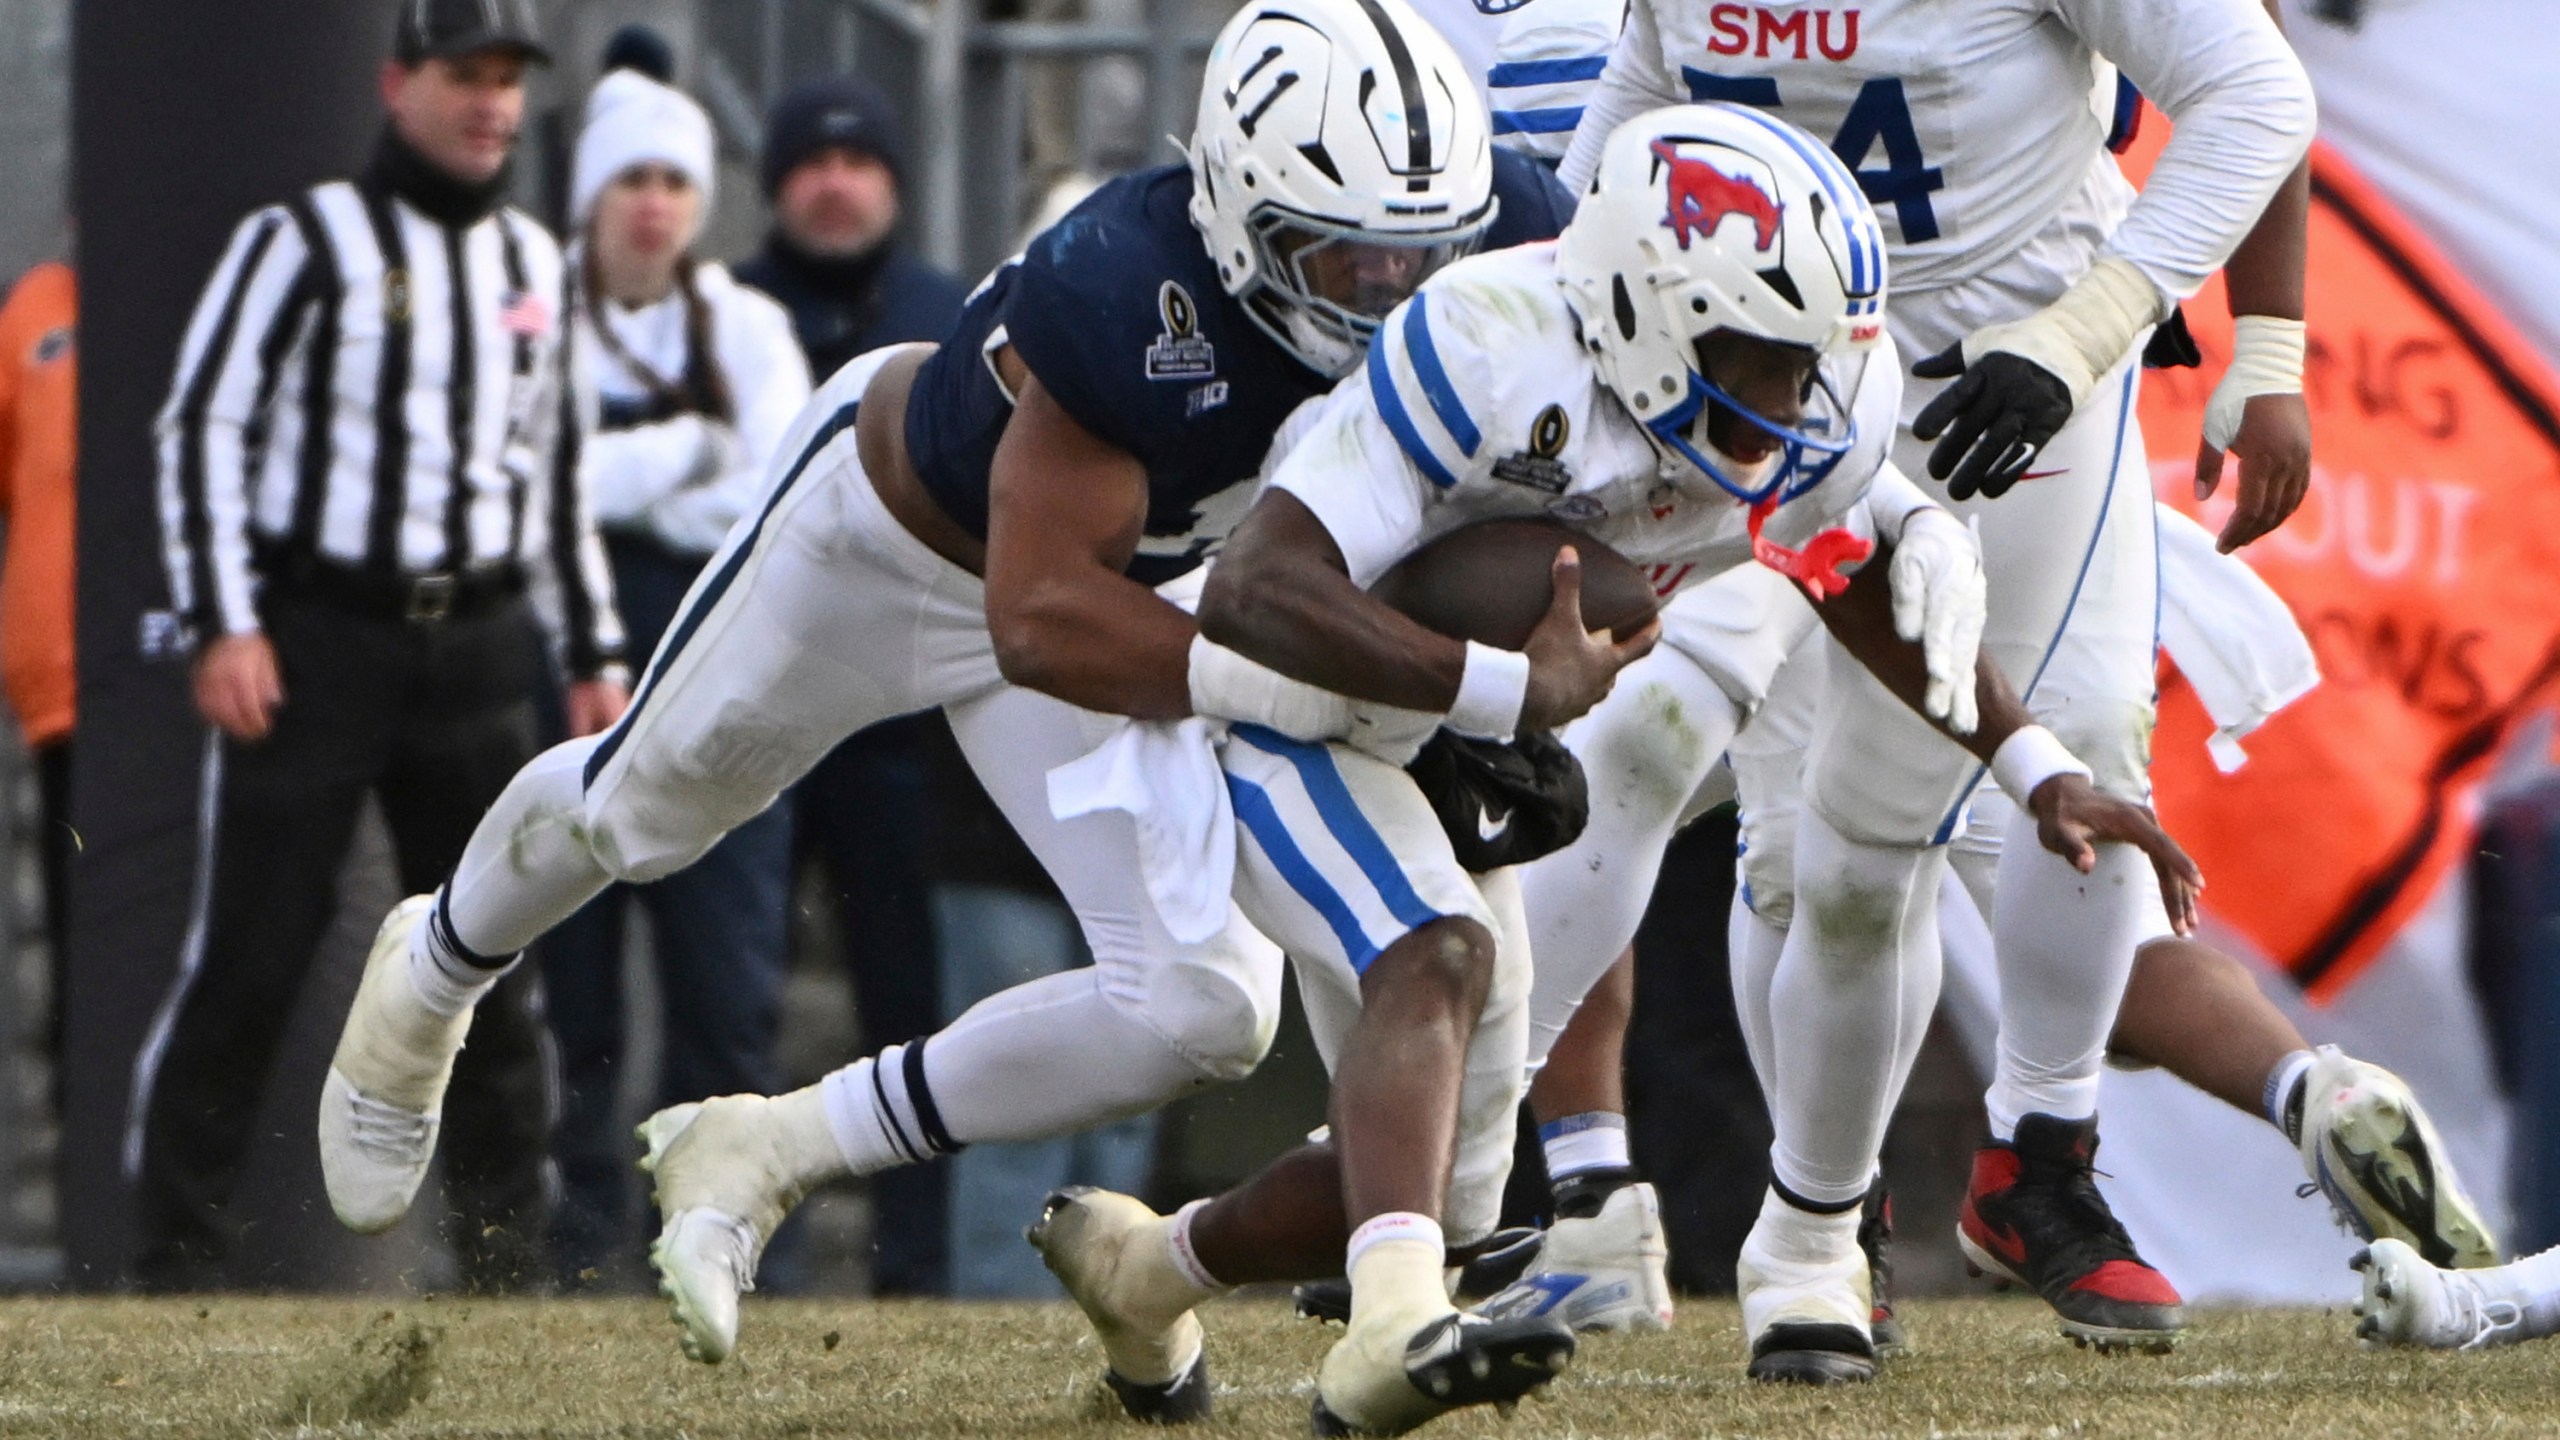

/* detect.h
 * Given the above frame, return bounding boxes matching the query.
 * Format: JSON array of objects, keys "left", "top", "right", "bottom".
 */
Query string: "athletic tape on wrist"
[
  {"left": 1991, "top": 724, "right": 2092, "bottom": 807},
  {"left": 2204, "top": 314, "right": 2308, "bottom": 449},
  {"left": 1186, "top": 633, "right": 1353, "bottom": 737},
  {"left": 1446, "top": 641, "right": 1530, "bottom": 740}
]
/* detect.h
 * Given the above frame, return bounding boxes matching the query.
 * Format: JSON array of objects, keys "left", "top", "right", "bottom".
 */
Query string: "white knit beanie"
[{"left": 571, "top": 69, "right": 716, "bottom": 225}]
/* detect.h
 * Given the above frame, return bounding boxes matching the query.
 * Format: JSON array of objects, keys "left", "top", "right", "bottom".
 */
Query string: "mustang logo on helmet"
[{"left": 1650, "top": 140, "right": 1780, "bottom": 253}]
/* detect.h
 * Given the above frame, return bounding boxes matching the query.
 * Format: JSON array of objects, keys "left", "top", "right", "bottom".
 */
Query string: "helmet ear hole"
[{"left": 1611, "top": 274, "right": 1638, "bottom": 342}]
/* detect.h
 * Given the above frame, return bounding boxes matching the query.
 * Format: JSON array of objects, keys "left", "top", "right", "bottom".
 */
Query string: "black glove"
[
  {"left": 1910, "top": 345, "right": 2075, "bottom": 501},
  {"left": 2142, "top": 304, "right": 2203, "bottom": 370},
  {"left": 1406, "top": 728, "right": 1590, "bottom": 873}
]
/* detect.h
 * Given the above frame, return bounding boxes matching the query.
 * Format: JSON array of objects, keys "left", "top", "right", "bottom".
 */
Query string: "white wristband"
[
  {"left": 1447, "top": 641, "right": 1530, "bottom": 740},
  {"left": 2203, "top": 314, "right": 2307, "bottom": 451},
  {"left": 1991, "top": 725, "right": 2092, "bottom": 807}
]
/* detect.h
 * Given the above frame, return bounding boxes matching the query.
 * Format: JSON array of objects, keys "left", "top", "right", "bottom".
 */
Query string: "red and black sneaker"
[
  {"left": 1859, "top": 1182, "right": 1908, "bottom": 1359},
  {"left": 1957, "top": 1113, "right": 2185, "bottom": 1353}
]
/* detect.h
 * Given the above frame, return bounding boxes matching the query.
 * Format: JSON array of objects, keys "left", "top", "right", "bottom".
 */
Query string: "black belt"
[{"left": 255, "top": 546, "right": 526, "bottom": 624}]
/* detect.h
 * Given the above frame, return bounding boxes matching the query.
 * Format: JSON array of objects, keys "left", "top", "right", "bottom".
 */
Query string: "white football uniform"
[
  {"left": 1236, "top": 241, "right": 1932, "bottom": 1233},
  {"left": 1485, "top": 0, "right": 1624, "bottom": 164},
  {"left": 1547, "top": 0, "right": 2313, "bottom": 1136}
]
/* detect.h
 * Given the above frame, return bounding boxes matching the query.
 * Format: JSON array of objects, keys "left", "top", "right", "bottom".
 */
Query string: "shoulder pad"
[{"left": 1365, "top": 251, "right": 1573, "bottom": 490}]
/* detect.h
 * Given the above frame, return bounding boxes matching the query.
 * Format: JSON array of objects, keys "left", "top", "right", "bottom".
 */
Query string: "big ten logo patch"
[
  {"left": 1145, "top": 281, "right": 1218, "bottom": 381},
  {"left": 1493, "top": 404, "right": 1575, "bottom": 494}
]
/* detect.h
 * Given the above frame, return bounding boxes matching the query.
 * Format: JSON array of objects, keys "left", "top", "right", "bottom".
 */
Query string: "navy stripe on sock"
[
  {"left": 869, "top": 1053, "right": 926, "bottom": 1164},
  {"left": 902, "top": 1039, "right": 964, "bottom": 1157}
]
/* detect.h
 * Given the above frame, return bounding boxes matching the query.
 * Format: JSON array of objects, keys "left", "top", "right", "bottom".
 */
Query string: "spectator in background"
[
  {"left": 0, "top": 258, "right": 76, "bottom": 1096},
  {"left": 733, "top": 76, "right": 967, "bottom": 1295},
  {"left": 134, "top": 0, "right": 627, "bottom": 1292},
  {"left": 540, "top": 59, "right": 813, "bottom": 1287}
]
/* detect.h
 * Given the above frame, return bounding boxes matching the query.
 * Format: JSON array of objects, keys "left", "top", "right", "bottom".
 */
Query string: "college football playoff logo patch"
[
  {"left": 1144, "top": 280, "right": 1218, "bottom": 380},
  {"left": 1492, "top": 403, "right": 1574, "bottom": 494}
]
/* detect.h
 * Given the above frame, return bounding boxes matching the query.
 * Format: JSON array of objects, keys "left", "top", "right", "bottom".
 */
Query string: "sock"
[
  {"left": 1346, "top": 1213, "right": 1448, "bottom": 1328},
  {"left": 2266, "top": 1049, "right": 2316, "bottom": 1145},
  {"left": 1540, "top": 1111, "right": 1630, "bottom": 1178},
  {"left": 762, "top": 1086, "right": 856, "bottom": 1195},
  {"left": 1752, "top": 1185, "right": 1863, "bottom": 1266},
  {"left": 817, "top": 1041, "right": 965, "bottom": 1174},
  {"left": 1164, "top": 1199, "right": 1228, "bottom": 1293},
  {"left": 408, "top": 891, "right": 514, "bottom": 1018}
]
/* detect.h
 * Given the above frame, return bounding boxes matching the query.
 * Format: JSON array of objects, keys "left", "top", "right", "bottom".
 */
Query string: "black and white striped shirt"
[{"left": 155, "top": 171, "right": 624, "bottom": 676}]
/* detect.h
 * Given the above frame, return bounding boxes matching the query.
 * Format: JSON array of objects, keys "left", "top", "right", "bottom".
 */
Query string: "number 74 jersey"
[{"left": 1597, "top": 0, "right": 2293, "bottom": 295}]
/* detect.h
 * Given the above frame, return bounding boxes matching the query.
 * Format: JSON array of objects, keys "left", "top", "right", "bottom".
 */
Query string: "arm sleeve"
[
  {"left": 154, "top": 208, "right": 311, "bottom": 637},
  {"left": 647, "top": 295, "right": 815, "bottom": 554},
  {"left": 1556, "top": 0, "right": 1682, "bottom": 194},
  {"left": 541, "top": 310, "right": 627, "bottom": 678},
  {"left": 587, "top": 415, "right": 710, "bottom": 524},
  {"left": 2059, "top": 0, "right": 2316, "bottom": 302}
]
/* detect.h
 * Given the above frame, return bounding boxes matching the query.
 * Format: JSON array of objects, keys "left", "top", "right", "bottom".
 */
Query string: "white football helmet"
[
  {"left": 1190, "top": 0, "right": 1499, "bottom": 378},
  {"left": 1555, "top": 103, "right": 1889, "bottom": 504}
]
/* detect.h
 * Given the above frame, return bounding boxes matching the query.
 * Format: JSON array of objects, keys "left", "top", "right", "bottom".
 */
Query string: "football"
[{"left": 1371, "top": 518, "right": 1661, "bottom": 650}]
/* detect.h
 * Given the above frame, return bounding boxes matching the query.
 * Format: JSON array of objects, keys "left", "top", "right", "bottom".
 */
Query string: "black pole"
[{"left": 65, "top": 0, "right": 398, "bottom": 1289}]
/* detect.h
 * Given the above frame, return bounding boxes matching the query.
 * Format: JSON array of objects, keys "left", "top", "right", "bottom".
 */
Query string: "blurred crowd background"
[{"left": 0, "top": 0, "right": 2555, "bottom": 1304}]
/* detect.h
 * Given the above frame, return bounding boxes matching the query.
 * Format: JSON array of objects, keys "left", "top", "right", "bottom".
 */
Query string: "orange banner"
[{"left": 2123, "top": 130, "right": 2560, "bottom": 1002}]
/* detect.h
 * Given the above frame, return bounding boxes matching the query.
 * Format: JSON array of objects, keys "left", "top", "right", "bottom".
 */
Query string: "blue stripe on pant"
[{"left": 1229, "top": 724, "right": 1447, "bottom": 973}]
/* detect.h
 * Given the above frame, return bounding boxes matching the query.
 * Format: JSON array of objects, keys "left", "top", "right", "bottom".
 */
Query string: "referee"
[{"left": 133, "top": 0, "right": 628, "bottom": 1291}]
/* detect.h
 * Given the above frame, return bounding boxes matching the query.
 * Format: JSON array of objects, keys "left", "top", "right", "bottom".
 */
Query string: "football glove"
[{"left": 1888, "top": 507, "right": 1986, "bottom": 736}]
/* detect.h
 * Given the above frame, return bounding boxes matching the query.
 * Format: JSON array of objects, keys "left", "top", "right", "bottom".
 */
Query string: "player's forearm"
[
  {"left": 2221, "top": 158, "right": 2308, "bottom": 321},
  {"left": 1815, "top": 555, "right": 2027, "bottom": 763},
  {"left": 987, "top": 566, "right": 1200, "bottom": 719},
  {"left": 1197, "top": 545, "right": 1465, "bottom": 716}
]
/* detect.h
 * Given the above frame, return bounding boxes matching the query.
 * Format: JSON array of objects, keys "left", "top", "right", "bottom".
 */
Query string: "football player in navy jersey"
[{"left": 318, "top": 0, "right": 1575, "bottom": 1375}]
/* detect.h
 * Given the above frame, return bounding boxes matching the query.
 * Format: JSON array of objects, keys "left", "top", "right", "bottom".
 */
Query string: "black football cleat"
[
  {"left": 1957, "top": 1113, "right": 2185, "bottom": 1353},
  {"left": 1310, "top": 1311, "right": 1575, "bottom": 1436}
]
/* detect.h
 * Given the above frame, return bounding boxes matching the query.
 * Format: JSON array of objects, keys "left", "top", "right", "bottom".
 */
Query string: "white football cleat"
[
  {"left": 639, "top": 1092, "right": 834, "bottom": 1365},
  {"left": 2299, "top": 1047, "right": 2500, "bottom": 1270},
  {"left": 1476, "top": 1182, "right": 1674, "bottom": 1334},
  {"left": 1313, "top": 1304, "right": 1575, "bottom": 1436},
  {"left": 1027, "top": 1188, "right": 1216, "bottom": 1421},
  {"left": 318, "top": 895, "right": 466, "bottom": 1234},
  {"left": 1738, "top": 1218, "right": 1876, "bottom": 1384},
  {"left": 2353, "top": 1238, "right": 2525, "bottom": 1350}
]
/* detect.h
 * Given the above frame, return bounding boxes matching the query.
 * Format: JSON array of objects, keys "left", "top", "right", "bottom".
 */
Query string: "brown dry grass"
[{"left": 0, "top": 1294, "right": 2551, "bottom": 1438}]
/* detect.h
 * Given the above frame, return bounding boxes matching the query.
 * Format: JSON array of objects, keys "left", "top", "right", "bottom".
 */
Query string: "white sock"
[
  {"left": 1347, "top": 1213, "right": 1447, "bottom": 1327},
  {"left": 817, "top": 1041, "right": 963, "bottom": 1174},
  {"left": 407, "top": 892, "right": 512, "bottom": 1018},
  {"left": 1539, "top": 1113, "right": 1630, "bottom": 1180},
  {"left": 1752, "top": 1185, "right": 1862, "bottom": 1265},
  {"left": 1982, "top": 802, "right": 2149, "bottom": 1140},
  {"left": 2266, "top": 1048, "right": 2317, "bottom": 1140},
  {"left": 1164, "top": 1199, "right": 1228, "bottom": 1293},
  {"left": 1766, "top": 808, "right": 1945, "bottom": 1209}
]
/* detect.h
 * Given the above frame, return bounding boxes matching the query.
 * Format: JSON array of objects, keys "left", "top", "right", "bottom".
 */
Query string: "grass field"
[{"left": 2, "top": 1293, "right": 2552, "bottom": 1438}]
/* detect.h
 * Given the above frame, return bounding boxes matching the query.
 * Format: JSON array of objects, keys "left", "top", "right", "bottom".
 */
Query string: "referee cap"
[{"left": 393, "top": 0, "right": 553, "bottom": 67}]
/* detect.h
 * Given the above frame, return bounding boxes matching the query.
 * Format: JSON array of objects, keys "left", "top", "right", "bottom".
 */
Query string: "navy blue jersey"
[{"left": 904, "top": 150, "right": 1576, "bottom": 587}]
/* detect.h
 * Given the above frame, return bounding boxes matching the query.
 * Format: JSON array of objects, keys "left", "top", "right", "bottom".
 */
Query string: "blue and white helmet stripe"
[{"left": 1720, "top": 104, "right": 1888, "bottom": 313}]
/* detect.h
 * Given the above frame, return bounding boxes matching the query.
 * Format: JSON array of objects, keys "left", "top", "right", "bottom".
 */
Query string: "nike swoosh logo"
[
  {"left": 2017, "top": 469, "right": 2069, "bottom": 482},
  {"left": 1980, "top": 1217, "right": 2028, "bottom": 1266},
  {"left": 1478, "top": 806, "right": 1512, "bottom": 843}
]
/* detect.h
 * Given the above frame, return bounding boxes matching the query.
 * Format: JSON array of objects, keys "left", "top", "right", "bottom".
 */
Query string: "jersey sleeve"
[
  {"left": 1484, "top": 148, "right": 1580, "bottom": 246},
  {"left": 999, "top": 220, "right": 1170, "bottom": 460},
  {"left": 1272, "top": 276, "right": 1527, "bottom": 586},
  {"left": 1555, "top": 0, "right": 1683, "bottom": 194},
  {"left": 2055, "top": 0, "right": 2315, "bottom": 301}
]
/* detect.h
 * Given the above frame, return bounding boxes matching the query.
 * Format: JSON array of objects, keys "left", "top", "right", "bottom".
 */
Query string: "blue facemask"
[{"left": 1645, "top": 365, "right": 1857, "bottom": 506}]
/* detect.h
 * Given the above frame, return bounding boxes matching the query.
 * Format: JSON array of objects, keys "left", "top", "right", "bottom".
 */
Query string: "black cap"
[
  {"left": 393, "top": 0, "right": 552, "bottom": 66},
  {"left": 762, "top": 76, "right": 906, "bottom": 197},
  {"left": 599, "top": 24, "right": 676, "bottom": 82}
]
